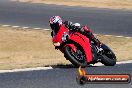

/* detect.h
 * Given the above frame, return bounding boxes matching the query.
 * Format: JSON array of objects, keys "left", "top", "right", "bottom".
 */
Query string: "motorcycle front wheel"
[{"left": 64, "top": 44, "right": 87, "bottom": 67}]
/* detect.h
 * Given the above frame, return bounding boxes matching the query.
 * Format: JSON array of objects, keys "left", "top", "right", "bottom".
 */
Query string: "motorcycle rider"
[
  {"left": 64, "top": 21, "right": 102, "bottom": 47},
  {"left": 49, "top": 16, "right": 103, "bottom": 54}
]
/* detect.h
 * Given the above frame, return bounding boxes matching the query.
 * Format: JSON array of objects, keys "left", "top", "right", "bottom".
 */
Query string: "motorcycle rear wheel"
[{"left": 101, "top": 44, "right": 116, "bottom": 66}]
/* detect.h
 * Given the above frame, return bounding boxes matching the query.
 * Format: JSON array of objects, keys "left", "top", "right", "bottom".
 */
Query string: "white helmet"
[
  {"left": 72, "top": 23, "right": 81, "bottom": 30},
  {"left": 73, "top": 23, "right": 81, "bottom": 27}
]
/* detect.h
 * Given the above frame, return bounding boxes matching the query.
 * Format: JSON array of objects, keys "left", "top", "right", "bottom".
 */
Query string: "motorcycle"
[{"left": 51, "top": 24, "right": 116, "bottom": 67}]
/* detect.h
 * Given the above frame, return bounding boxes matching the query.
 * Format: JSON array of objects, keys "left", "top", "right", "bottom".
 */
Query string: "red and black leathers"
[{"left": 63, "top": 21, "right": 102, "bottom": 47}]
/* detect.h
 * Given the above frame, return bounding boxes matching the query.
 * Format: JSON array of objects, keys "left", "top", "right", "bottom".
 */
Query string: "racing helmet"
[{"left": 49, "top": 16, "right": 62, "bottom": 34}]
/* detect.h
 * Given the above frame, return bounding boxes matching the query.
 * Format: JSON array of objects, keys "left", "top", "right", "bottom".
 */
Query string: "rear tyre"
[
  {"left": 64, "top": 45, "right": 87, "bottom": 67},
  {"left": 101, "top": 44, "right": 116, "bottom": 66}
]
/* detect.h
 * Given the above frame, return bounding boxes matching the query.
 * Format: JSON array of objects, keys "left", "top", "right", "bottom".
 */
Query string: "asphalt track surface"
[
  {"left": 0, "top": 0, "right": 132, "bottom": 88},
  {"left": 0, "top": 0, "right": 132, "bottom": 36},
  {"left": 0, "top": 63, "right": 132, "bottom": 88}
]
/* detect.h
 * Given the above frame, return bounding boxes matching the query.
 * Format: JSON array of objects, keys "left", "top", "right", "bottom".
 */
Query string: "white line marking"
[
  {"left": 0, "top": 67, "right": 53, "bottom": 73},
  {"left": 2, "top": 25, "right": 11, "bottom": 27},
  {"left": 33, "top": 28, "right": 42, "bottom": 30},
  {"left": 22, "top": 27, "right": 29, "bottom": 29},
  {"left": 12, "top": 26, "right": 20, "bottom": 28},
  {"left": 0, "top": 24, "right": 131, "bottom": 38},
  {"left": 43, "top": 29, "right": 50, "bottom": 31},
  {"left": 100, "top": 34, "right": 131, "bottom": 39},
  {"left": 93, "top": 60, "right": 132, "bottom": 66},
  {"left": 116, "top": 36, "right": 123, "bottom": 38},
  {"left": 104, "top": 35, "right": 113, "bottom": 37},
  {"left": 0, "top": 60, "right": 132, "bottom": 73},
  {"left": 116, "top": 60, "right": 132, "bottom": 64}
]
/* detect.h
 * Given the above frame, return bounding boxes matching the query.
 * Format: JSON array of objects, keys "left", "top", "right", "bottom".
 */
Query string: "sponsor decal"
[{"left": 76, "top": 66, "right": 131, "bottom": 85}]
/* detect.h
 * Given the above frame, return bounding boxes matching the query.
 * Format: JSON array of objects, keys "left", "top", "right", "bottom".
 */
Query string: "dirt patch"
[
  {"left": 0, "top": 27, "right": 131, "bottom": 70},
  {"left": 18, "top": 0, "right": 132, "bottom": 10}
]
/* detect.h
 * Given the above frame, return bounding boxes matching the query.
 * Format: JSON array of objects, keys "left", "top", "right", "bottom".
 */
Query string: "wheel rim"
[
  {"left": 105, "top": 50, "right": 116, "bottom": 60},
  {"left": 68, "top": 47, "right": 86, "bottom": 63}
]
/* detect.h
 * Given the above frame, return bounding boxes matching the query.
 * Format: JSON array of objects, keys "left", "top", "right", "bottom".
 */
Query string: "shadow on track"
[
  {"left": 45, "top": 63, "right": 132, "bottom": 69},
  {"left": 45, "top": 64, "right": 101, "bottom": 69}
]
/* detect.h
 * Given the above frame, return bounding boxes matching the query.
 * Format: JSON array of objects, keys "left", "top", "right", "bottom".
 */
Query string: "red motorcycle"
[{"left": 51, "top": 24, "right": 116, "bottom": 67}]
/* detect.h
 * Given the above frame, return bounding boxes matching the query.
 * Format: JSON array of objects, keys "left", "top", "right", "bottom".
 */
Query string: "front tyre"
[
  {"left": 101, "top": 44, "right": 116, "bottom": 66},
  {"left": 64, "top": 45, "right": 87, "bottom": 67}
]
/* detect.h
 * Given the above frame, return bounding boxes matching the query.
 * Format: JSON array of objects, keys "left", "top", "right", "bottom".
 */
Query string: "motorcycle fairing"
[
  {"left": 52, "top": 24, "right": 69, "bottom": 44},
  {"left": 69, "top": 32, "right": 92, "bottom": 62}
]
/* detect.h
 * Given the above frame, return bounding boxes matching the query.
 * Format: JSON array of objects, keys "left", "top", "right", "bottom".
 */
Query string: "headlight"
[
  {"left": 62, "top": 32, "right": 69, "bottom": 42},
  {"left": 53, "top": 42, "right": 60, "bottom": 46}
]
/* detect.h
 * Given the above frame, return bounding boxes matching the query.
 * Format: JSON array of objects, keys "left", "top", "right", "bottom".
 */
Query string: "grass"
[{"left": 0, "top": 27, "right": 132, "bottom": 70}]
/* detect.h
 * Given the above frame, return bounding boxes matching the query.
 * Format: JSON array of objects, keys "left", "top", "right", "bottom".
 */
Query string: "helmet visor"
[{"left": 50, "top": 23, "right": 60, "bottom": 34}]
